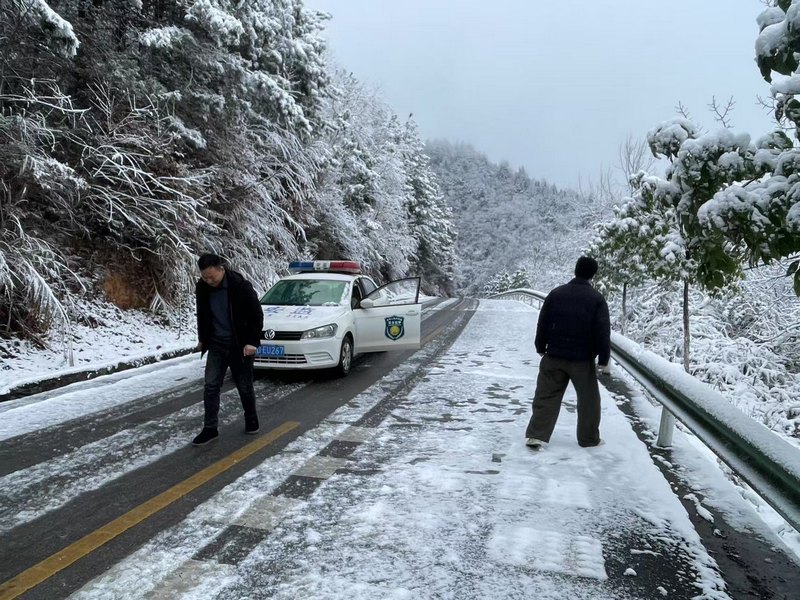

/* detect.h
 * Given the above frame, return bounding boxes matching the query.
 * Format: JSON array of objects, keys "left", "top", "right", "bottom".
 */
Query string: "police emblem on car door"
[{"left": 385, "top": 316, "right": 405, "bottom": 340}]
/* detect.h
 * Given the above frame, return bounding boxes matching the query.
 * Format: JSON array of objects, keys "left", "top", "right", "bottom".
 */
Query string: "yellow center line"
[{"left": 0, "top": 420, "right": 301, "bottom": 600}]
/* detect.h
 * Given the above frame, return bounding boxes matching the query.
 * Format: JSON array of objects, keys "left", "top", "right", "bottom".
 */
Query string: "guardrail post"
[{"left": 657, "top": 408, "right": 676, "bottom": 447}]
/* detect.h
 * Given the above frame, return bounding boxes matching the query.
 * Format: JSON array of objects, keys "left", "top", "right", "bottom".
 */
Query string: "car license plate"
[{"left": 257, "top": 345, "right": 285, "bottom": 357}]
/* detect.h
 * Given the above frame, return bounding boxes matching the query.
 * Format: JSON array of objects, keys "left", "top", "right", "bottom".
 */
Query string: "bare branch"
[
  {"left": 675, "top": 101, "right": 693, "bottom": 120},
  {"left": 709, "top": 95, "right": 736, "bottom": 128},
  {"left": 617, "top": 134, "right": 655, "bottom": 192}
]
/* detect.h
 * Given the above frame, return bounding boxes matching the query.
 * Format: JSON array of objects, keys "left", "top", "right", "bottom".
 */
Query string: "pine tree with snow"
[
  {"left": 509, "top": 267, "right": 531, "bottom": 290},
  {"left": 305, "top": 72, "right": 418, "bottom": 282},
  {"left": 400, "top": 119, "right": 457, "bottom": 295},
  {"left": 425, "top": 140, "right": 592, "bottom": 295}
]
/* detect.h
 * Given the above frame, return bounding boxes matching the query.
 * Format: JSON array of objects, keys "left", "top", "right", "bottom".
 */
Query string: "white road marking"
[
  {"left": 336, "top": 425, "right": 375, "bottom": 443},
  {"left": 145, "top": 559, "right": 237, "bottom": 600},
  {"left": 293, "top": 455, "right": 350, "bottom": 478},
  {"left": 487, "top": 525, "right": 608, "bottom": 580},
  {"left": 233, "top": 496, "right": 304, "bottom": 531}
]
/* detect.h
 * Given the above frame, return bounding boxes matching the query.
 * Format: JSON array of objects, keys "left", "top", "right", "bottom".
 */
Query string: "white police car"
[{"left": 255, "top": 261, "right": 422, "bottom": 375}]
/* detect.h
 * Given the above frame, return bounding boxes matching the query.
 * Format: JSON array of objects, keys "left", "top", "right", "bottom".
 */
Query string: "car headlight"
[{"left": 301, "top": 324, "right": 338, "bottom": 340}]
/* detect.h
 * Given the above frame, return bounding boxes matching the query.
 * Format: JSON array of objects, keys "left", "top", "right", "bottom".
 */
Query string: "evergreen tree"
[
  {"left": 0, "top": 2, "right": 460, "bottom": 341},
  {"left": 401, "top": 120, "right": 456, "bottom": 295},
  {"left": 308, "top": 72, "right": 414, "bottom": 281},
  {"left": 426, "top": 140, "right": 593, "bottom": 295},
  {"left": 509, "top": 267, "right": 531, "bottom": 289},
  {"left": 593, "top": 110, "right": 782, "bottom": 368}
]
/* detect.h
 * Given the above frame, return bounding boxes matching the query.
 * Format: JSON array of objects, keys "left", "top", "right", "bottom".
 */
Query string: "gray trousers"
[{"left": 525, "top": 354, "right": 601, "bottom": 447}]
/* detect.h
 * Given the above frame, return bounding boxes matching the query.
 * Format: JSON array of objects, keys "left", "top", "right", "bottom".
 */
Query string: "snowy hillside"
[{"left": 425, "top": 140, "right": 596, "bottom": 295}]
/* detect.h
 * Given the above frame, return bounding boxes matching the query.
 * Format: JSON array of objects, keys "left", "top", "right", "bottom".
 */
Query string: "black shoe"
[
  {"left": 192, "top": 427, "right": 218, "bottom": 446},
  {"left": 579, "top": 439, "right": 604, "bottom": 448},
  {"left": 244, "top": 415, "right": 259, "bottom": 435}
]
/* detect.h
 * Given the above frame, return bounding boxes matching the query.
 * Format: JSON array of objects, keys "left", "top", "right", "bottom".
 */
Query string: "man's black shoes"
[
  {"left": 245, "top": 415, "right": 260, "bottom": 434},
  {"left": 192, "top": 427, "right": 219, "bottom": 446},
  {"left": 579, "top": 439, "right": 604, "bottom": 448},
  {"left": 192, "top": 418, "right": 259, "bottom": 445}
]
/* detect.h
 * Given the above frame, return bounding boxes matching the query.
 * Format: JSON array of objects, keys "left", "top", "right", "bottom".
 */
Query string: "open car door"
[{"left": 353, "top": 277, "right": 421, "bottom": 353}]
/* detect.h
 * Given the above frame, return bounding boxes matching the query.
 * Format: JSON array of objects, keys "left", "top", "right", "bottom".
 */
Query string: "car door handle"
[{"left": 405, "top": 310, "right": 418, "bottom": 315}]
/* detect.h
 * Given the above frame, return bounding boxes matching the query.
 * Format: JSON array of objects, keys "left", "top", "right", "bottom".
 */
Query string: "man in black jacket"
[
  {"left": 525, "top": 256, "right": 611, "bottom": 449},
  {"left": 192, "top": 254, "right": 264, "bottom": 446}
]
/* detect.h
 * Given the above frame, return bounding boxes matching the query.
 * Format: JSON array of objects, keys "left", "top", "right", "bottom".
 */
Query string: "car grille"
[
  {"left": 254, "top": 353, "right": 307, "bottom": 365},
  {"left": 262, "top": 330, "right": 303, "bottom": 341}
]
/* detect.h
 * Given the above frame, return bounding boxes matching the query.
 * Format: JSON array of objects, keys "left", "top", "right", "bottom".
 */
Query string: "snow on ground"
[
  {"left": 0, "top": 355, "right": 204, "bottom": 441},
  {"left": 503, "top": 289, "right": 800, "bottom": 561},
  {"left": 0, "top": 377, "right": 304, "bottom": 535},
  {"left": 69, "top": 299, "right": 734, "bottom": 599},
  {"left": 620, "top": 377, "right": 800, "bottom": 560},
  {"left": 0, "top": 300, "right": 195, "bottom": 394}
]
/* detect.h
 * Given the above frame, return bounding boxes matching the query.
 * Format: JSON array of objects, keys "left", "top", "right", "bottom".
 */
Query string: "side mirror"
[{"left": 360, "top": 298, "right": 375, "bottom": 309}]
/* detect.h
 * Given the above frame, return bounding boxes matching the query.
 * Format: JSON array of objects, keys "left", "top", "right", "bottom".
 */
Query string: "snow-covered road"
[
  {"left": 4, "top": 299, "right": 799, "bottom": 599},
  {"left": 65, "top": 300, "right": 732, "bottom": 599}
]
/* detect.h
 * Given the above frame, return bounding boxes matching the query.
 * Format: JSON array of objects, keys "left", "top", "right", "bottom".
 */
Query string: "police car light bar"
[{"left": 288, "top": 260, "right": 362, "bottom": 274}]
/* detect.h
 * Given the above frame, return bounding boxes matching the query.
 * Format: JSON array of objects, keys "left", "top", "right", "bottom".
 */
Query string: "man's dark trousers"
[
  {"left": 525, "top": 354, "right": 601, "bottom": 447},
  {"left": 203, "top": 337, "right": 257, "bottom": 429}
]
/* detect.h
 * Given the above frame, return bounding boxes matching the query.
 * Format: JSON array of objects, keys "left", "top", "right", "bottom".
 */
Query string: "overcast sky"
[{"left": 304, "top": 0, "right": 773, "bottom": 190}]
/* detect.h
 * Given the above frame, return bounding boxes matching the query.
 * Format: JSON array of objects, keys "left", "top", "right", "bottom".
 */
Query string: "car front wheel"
[{"left": 336, "top": 336, "right": 353, "bottom": 377}]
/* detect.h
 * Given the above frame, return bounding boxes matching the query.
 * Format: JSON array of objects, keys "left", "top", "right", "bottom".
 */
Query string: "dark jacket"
[
  {"left": 534, "top": 277, "right": 610, "bottom": 365},
  {"left": 196, "top": 270, "right": 263, "bottom": 355}
]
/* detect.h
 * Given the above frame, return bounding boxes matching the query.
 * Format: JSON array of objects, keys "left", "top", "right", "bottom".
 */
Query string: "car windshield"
[{"left": 260, "top": 279, "right": 347, "bottom": 307}]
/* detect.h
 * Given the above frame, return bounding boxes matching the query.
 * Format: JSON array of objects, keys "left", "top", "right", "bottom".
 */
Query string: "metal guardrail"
[{"left": 491, "top": 288, "right": 800, "bottom": 534}]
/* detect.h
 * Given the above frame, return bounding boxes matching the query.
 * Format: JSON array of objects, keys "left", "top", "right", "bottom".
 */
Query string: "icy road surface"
[{"left": 67, "top": 300, "right": 729, "bottom": 600}]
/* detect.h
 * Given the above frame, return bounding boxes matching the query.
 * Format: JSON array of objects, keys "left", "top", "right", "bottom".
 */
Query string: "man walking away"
[
  {"left": 193, "top": 254, "right": 264, "bottom": 446},
  {"left": 525, "top": 256, "right": 611, "bottom": 449}
]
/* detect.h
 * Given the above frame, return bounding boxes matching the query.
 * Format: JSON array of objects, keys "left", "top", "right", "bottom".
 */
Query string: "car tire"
[{"left": 335, "top": 336, "right": 353, "bottom": 377}]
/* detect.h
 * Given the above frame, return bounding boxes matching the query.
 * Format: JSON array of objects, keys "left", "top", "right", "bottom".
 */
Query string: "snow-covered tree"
[
  {"left": 0, "top": 2, "right": 82, "bottom": 339},
  {"left": 594, "top": 115, "right": 776, "bottom": 370},
  {"left": 135, "top": 0, "right": 329, "bottom": 135},
  {"left": 614, "top": 2, "right": 800, "bottom": 301},
  {"left": 129, "top": 0, "right": 333, "bottom": 289},
  {"left": 298, "top": 71, "right": 455, "bottom": 293},
  {"left": 483, "top": 270, "right": 512, "bottom": 295},
  {"left": 479, "top": 267, "right": 529, "bottom": 296},
  {"left": 1, "top": 0, "right": 462, "bottom": 341},
  {"left": 2, "top": 0, "right": 79, "bottom": 69},
  {"left": 426, "top": 140, "right": 592, "bottom": 295},
  {"left": 592, "top": 169, "right": 696, "bottom": 367},
  {"left": 692, "top": 1, "right": 800, "bottom": 294},
  {"left": 307, "top": 73, "right": 415, "bottom": 281},
  {"left": 509, "top": 267, "right": 531, "bottom": 289},
  {"left": 400, "top": 119, "right": 456, "bottom": 295},
  {"left": 650, "top": 122, "right": 767, "bottom": 291},
  {"left": 589, "top": 178, "right": 651, "bottom": 335}
]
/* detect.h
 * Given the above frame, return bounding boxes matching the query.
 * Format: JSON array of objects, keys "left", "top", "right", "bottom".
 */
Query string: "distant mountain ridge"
[{"left": 425, "top": 140, "right": 596, "bottom": 295}]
